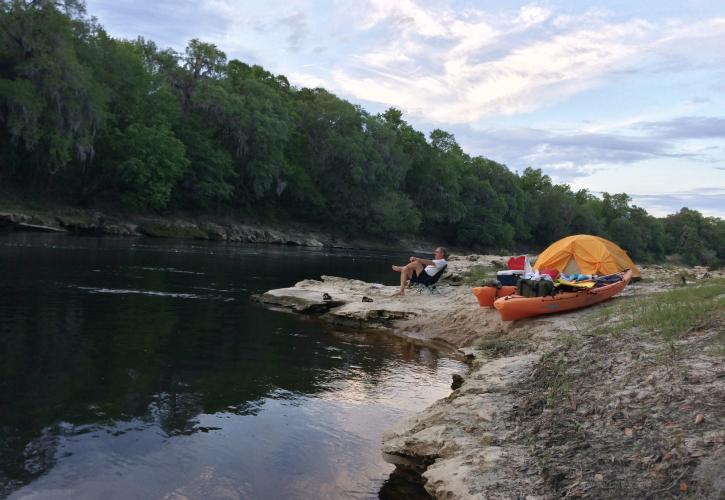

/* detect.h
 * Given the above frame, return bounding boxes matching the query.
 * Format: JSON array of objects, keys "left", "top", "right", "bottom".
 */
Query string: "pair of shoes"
[
  {"left": 322, "top": 293, "right": 332, "bottom": 301},
  {"left": 361, "top": 296, "right": 373, "bottom": 302}
]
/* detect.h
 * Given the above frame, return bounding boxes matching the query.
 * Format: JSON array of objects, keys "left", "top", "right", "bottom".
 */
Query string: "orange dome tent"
[{"left": 534, "top": 234, "right": 640, "bottom": 279}]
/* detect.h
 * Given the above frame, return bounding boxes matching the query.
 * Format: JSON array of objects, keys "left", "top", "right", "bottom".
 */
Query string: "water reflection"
[{"left": 0, "top": 234, "right": 459, "bottom": 498}]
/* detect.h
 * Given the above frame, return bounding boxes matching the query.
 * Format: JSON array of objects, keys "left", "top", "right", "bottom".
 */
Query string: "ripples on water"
[{"left": 0, "top": 234, "right": 464, "bottom": 499}]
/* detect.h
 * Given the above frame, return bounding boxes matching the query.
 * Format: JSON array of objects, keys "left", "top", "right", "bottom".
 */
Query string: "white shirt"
[{"left": 425, "top": 259, "right": 447, "bottom": 276}]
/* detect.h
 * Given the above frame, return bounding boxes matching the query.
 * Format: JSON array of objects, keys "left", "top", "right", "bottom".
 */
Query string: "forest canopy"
[{"left": 0, "top": 0, "right": 723, "bottom": 266}]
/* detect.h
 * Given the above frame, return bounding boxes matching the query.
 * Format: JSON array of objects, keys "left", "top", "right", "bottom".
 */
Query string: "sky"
[{"left": 84, "top": 0, "right": 725, "bottom": 218}]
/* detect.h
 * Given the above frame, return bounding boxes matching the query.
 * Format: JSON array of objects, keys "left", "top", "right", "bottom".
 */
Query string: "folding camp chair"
[{"left": 409, "top": 265, "right": 448, "bottom": 295}]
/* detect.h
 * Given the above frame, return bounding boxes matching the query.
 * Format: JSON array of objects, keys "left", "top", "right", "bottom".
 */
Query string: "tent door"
[{"left": 563, "top": 258, "right": 580, "bottom": 275}]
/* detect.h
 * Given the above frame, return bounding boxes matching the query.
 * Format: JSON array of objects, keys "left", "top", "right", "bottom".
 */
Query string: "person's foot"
[
  {"left": 392, "top": 265, "right": 403, "bottom": 272},
  {"left": 391, "top": 291, "right": 405, "bottom": 297}
]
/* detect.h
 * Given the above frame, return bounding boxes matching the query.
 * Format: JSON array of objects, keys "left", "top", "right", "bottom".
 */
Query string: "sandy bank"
[{"left": 255, "top": 258, "right": 724, "bottom": 499}]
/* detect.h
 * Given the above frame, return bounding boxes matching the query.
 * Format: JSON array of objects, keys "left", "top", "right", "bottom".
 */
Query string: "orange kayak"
[
  {"left": 471, "top": 285, "right": 517, "bottom": 307},
  {"left": 493, "top": 270, "right": 632, "bottom": 321}
]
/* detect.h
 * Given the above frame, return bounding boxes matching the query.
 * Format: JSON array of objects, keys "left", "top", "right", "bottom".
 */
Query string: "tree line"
[{"left": 1, "top": 0, "right": 723, "bottom": 266}]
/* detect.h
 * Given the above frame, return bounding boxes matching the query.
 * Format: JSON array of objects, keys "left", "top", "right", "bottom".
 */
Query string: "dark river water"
[{"left": 0, "top": 233, "right": 464, "bottom": 499}]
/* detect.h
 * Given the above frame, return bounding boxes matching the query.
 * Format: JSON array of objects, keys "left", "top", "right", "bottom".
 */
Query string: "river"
[{"left": 0, "top": 233, "right": 464, "bottom": 499}]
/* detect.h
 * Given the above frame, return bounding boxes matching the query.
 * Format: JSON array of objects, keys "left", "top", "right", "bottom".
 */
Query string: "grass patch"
[
  {"left": 461, "top": 264, "right": 498, "bottom": 286},
  {"left": 539, "top": 352, "right": 573, "bottom": 408},
  {"left": 558, "top": 333, "right": 582, "bottom": 348},
  {"left": 591, "top": 278, "right": 725, "bottom": 346},
  {"left": 476, "top": 336, "right": 515, "bottom": 358}
]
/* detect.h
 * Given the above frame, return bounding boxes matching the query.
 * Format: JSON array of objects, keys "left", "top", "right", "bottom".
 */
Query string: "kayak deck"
[{"left": 493, "top": 270, "right": 632, "bottom": 321}]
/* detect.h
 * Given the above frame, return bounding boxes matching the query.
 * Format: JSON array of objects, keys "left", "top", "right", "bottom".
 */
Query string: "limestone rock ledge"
[
  {"left": 253, "top": 275, "right": 472, "bottom": 330},
  {"left": 253, "top": 255, "right": 506, "bottom": 332},
  {"left": 0, "top": 210, "right": 330, "bottom": 246},
  {"left": 382, "top": 353, "right": 542, "bottom": 499}
]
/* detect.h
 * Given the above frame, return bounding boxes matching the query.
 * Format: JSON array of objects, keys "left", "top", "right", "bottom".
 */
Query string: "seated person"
[{"left": 391, "top": 247, "right": 448, "bottom": 296}]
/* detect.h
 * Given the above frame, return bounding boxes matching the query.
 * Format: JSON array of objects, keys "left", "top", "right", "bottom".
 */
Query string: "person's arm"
[{"left": 412, "top": 257, "right": 435, "bottom": 266}]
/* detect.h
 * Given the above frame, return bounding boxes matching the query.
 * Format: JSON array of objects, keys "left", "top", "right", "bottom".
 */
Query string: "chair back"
[
  {"left": 411, "top": 264, "right": 448, "bottom": 295},
  {"left": 429, "top": 264, "right": 447, "bottom": 284}
]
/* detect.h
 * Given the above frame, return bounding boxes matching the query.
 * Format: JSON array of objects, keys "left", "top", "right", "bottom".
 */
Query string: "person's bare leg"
[
  {"left": 393, "top": 262, "right": 424, "bottom": 295},
  {"left": 397, "top": 268, "right": 410, "bottom": 294},
  {"left": 392, "top": 265, "right": 403, "bottom": 272}
]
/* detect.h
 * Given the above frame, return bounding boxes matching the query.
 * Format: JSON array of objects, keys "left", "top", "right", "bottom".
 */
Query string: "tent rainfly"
[{"left": 534, "top": 234, "right": 641, "bottom": 279}]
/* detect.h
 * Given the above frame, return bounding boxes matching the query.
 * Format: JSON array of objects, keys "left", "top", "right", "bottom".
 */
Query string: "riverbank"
[
  {"left": 0, "top": 206, "right": 336, "bottom": 246},
  {"left": 256, "top": 258, "right": 724, "bottom": 498},
  {"left": 0, "top": 199, "right": 455, "bottom": 254}
]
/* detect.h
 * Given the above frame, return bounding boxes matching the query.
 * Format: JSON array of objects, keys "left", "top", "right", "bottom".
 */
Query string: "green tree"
[
  {"left": 285, "top": 88, "right": 369, "bottom": 231},
  {"left": 408, "top": 129, "right": 466, "bottom": 239},
  {"left": 68, "top": 32, "right": 187, "bottom": 208},
  {"left": 116, "top": 123, "right": 189, "bottom": 209},
  {"left": 664, "top": 208, "right": 717, "bottom": 265},
  {"left": 452, "top": 157, "right": 521, "bottom": 249},
  {"left": 0, "top": 0, "right": 105, "bottom": 176}
]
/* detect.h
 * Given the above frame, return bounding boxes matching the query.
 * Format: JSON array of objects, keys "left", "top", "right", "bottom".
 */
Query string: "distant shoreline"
[{"left": 0, "top": 204, "right": 463, "bottom": 259}]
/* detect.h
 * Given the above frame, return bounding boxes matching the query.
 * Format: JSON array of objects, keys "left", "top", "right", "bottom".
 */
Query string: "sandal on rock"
[
  {"left": 361, "top": 296, "right": 373, "bottom": 303},
  {"left": 322, "top": 293, "right": 332, "bottom": 301}
]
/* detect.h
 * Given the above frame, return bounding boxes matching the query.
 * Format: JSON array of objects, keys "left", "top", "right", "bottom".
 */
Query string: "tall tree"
[{"left": 0, "top": 0, "right": 104, "bottom": 177}]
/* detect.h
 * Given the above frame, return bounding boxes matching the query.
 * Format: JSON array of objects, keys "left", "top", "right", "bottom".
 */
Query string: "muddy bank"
[{"left": 256, "top": 259, "right": 724, "bottom": 499}]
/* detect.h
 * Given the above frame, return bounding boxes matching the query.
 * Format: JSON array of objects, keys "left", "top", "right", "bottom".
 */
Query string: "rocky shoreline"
[
  {"left": 0, "top": 208, "right": 335, "bottom": 247},
  {"left": 255, "top": 257, "right": 724, "bottom": 499}
]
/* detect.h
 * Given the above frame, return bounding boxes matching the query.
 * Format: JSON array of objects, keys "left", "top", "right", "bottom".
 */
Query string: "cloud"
[
  {"left": 86, "top": 0, "right": 233, "bottom": 49},
  {"left": 325, "top": 2, "right": 725, "bottom": 124},
  {"left": 516, "top": 5, "right": 552, "bottom": 26},
  {"left": 638, "top": 116, "right": 725, "bottom": 139},
  {"left": 458, "top": 125, "right": 677, "bottom": 173},
  {"left": 276, "top": 11, "right": 309, "bottom": 52},
  {"left": 629, "top": 188, "right": 725, "bottom": 217},
  {"left": 451, "top": 112, "right": 725, "bottom": 188},
  {"left": 88, "top": 1, "right": 725, "bottom": 127},
  {"left": 288, "top": 71, "right": 327, "bottom": 89}
]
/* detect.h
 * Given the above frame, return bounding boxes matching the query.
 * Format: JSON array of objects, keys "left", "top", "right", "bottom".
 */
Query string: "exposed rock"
[
  {"left": 302, "top": 236, "right": 325, "bottom": 247},
  {"left": 253, "top": 255, "right": 500, "bottom": 333},
  {"left": 55, "top": 212, "right": 139, "bottom": 236},
  {"left": 0, "top": 212, "right": 66, "bottom": 232},
  {"left": 200, "top": 222, "right": 227, "bottom": 241},
  {"left": 0, "top": 207, "right": 433, "bottom": 250},
  {"left": 0, "top": 212, "right": 31, "bottom": 226},
  {"left": 254, "top": 275, "right": 433, "bottom": 328},
  {"left": 100, "top": 223, "right": 139, "bottom": 236},
  {"left": 253, "top": 287, "right": 346, "bottom": 314},
  {"left": 55, "top": 213, "right": 102, "bottom": 233},
  {"left": 382, "top": 354, "right": 541, "bottom": 499},
  {"left": 137, "top": 220, "right": 210, "bottom": 239},
  {"left": 0, "top": 207, "right": 341, "bottom": 247},
  {"left": 16, "top": 221, "right": 66, "bottom": 233}
]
